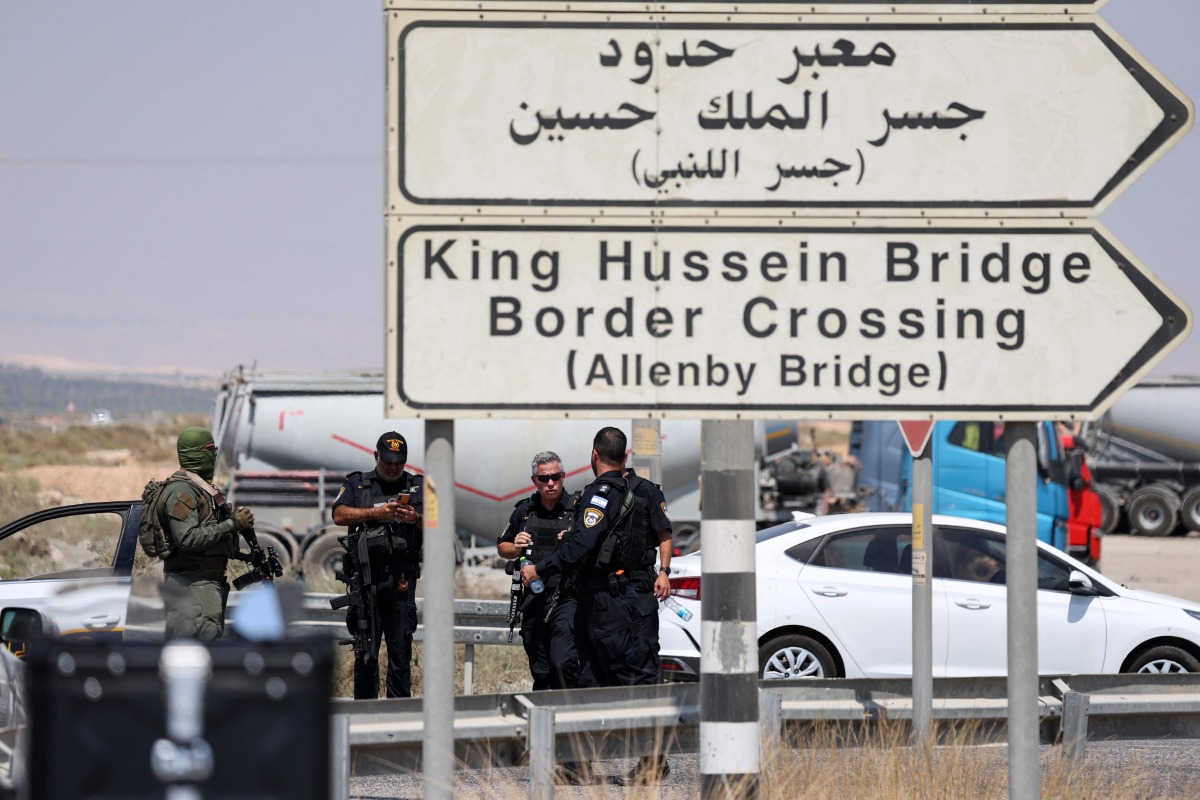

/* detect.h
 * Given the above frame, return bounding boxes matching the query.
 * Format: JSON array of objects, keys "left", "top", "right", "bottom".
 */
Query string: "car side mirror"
[
  {"left": 0, "top": 607, "right": 50, "bottom": 652},
  {"left": 1067, "top": 570, "right": 1098, "bottom": 597}
]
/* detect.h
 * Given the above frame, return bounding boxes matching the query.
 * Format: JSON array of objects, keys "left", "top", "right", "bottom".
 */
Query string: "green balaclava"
[{"left": 177, "top": 427, "right": 218, "bottom": 482}]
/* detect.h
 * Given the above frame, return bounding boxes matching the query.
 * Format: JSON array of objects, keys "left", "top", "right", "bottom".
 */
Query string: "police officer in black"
[
  {"left": 520, "top": 427, "right": 657, "bottom": 785},
  {"left": 497, "top": 450, "right": 584, "bottom": 690},
  {"left": 332, "top": 431, "right": 424, "bottom": 699},
  {"left": 624, "top": 466, "right": 674, "bottom": 681},
  {"left": 620, "top": 465, "right": 675, "bottom": 784}
]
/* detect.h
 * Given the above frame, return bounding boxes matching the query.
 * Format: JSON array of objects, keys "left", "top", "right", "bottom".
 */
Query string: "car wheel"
[
  {"left": 1127, "top": 485, "right": 1179, "bottom": 537},
  {"left": 1128, "top": 646, "right": 1200, "bottom": 674},
  {"left": 758, "top": 634, "right": 836, "bottom": 680}
]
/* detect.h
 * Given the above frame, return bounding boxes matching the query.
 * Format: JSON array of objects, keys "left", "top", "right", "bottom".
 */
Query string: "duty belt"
[{"left": 577, "top": 572, "right": 630, "bottom": 595}]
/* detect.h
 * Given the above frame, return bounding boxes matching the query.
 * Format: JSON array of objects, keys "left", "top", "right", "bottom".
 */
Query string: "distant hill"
[{"left": 0, "top": 364, "right": 214, "bottom": 415}]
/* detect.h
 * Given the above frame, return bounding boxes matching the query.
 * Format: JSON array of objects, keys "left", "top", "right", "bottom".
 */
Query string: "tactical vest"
[
  {"left": 522, "top": 512, "right": 565, "bottom": 563},
  {"left": 350, "top": 471, "right": 423, "bottom": 573},
  {"left": 161, "top": 474, "right": 235, "bottom": 575},
  {"left": 625, "top": 474, "right": 660, "bottom": 569},
  {"left": 592, "top": 475, "right": 649, "bottom": 573}
]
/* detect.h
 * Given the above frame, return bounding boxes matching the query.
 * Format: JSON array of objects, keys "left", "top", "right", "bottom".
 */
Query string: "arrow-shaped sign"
[
  {"left": 392, "top": 19, "right": 1190, "bottom": 212},
  {"left": 387, "top": 221, "right": 1191, "bottom": 420}
]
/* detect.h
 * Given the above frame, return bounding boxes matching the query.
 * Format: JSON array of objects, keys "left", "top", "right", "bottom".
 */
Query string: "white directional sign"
[
  {"left": 385, "top": 221, "right": 1190, "bottom": 419},
  {"left": 388, "top": 18, "right": 1189, "bottom": 213}
]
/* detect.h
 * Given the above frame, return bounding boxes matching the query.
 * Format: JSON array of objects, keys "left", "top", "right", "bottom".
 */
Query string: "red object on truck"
[{"left": 1062, "top": 432, "right": 1103, "bottom": 568}]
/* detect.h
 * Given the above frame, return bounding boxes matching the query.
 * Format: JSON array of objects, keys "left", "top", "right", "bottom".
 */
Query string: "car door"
[
  {"left": 0, "top": 504, "right": 134, "bottom": 649},
  {"left": 798, "top": 525, "right": 948, "bottom": 678},
  {"left": 939, "top": 526, "right": 1106, "bottom": 676}
]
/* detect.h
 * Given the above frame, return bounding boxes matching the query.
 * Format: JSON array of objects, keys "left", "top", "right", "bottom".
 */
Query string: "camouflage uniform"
[{"left": 161, "top": 469, "right": 240, "bottom": 641}]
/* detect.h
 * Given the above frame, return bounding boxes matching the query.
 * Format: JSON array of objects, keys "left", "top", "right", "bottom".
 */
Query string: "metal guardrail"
[
  {"left": 277, "top": 593, "right": 520, "bottom": 695},
  {"left": 225, "top": 595, "right": 1200, "bottom": 797},
  {"left": 327, "top": 673, "right": 1200, "bottom": 799}
]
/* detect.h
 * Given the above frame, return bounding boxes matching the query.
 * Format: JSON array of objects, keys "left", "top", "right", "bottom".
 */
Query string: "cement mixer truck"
[
  {"left": 1082, "top": 376, "right": 1200, "bottom": 536},
  {"left": 209, "top": 367, "right": 859, "bottom": 582}
]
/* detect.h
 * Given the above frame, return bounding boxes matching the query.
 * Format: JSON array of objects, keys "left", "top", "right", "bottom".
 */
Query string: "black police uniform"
[
  {"left": 624, "top": 468, "right": 673, "bottom": 683},
  {"left": 531, "top": 469, "right": 651, "bottom": 688},
  {"left": 333, "top": 468, "right": 424, "bottom": 699},
  {"left": 497, "top": 492, "right": 585, "bottom": 690}
]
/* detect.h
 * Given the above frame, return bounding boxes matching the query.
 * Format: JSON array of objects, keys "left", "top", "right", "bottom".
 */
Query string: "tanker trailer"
[{"left": 1083, "top": 376, "right": 1200, "bottom": 536}]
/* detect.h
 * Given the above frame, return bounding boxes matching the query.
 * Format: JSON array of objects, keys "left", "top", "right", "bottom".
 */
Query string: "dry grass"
[
  {"left": 0, "top": 414, "right": 205, "bottom": 471},
  {"left": 357, "top": 719, "right": 1200, "bottom": 799},
  {"left": 330, "top": 567, "right": 531, "bottom": 698}
]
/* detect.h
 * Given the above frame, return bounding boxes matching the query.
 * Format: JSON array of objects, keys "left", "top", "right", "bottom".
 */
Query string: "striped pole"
[{"left": 699, "top": 419, "right": 759, "bottom": 798}]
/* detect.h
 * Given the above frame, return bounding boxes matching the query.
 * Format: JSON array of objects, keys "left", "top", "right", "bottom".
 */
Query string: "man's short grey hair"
[{"left": 531, "top": 451, "right": 563, "bottom": 474}]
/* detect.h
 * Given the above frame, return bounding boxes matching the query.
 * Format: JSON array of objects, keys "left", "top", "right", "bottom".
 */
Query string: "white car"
[{"left": 658, "top": 513, "right": 1200, "bottom": 681}]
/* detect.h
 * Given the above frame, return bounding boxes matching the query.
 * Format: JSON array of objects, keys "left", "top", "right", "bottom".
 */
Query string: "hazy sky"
[{"left": 1, "top": 0, "right": 1197, "bottom": 380}]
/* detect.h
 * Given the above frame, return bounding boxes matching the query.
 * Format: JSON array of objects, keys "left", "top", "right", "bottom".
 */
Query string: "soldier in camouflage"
[{"left": 160, "top": 426, "right": 255, "bottom": 642}]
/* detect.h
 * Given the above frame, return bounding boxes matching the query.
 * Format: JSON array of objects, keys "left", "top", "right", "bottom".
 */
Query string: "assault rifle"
[
  {"left": 232, "top": 529, "right": 285, "bottom": 590},
  {"left": 504, "top": 556, "right": 526, "bottom": 643},
  {"left": 329, "top": 528, "right": 378, "bottom": 666}
]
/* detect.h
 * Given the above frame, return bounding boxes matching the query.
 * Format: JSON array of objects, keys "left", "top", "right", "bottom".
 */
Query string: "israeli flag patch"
[{"left": 591, "top": 496, "right": 609, "bottom": 509}]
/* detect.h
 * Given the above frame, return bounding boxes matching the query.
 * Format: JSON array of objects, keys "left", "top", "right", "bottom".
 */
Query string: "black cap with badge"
[{"left": 376, "top": 432, "right": 408, "bottom": 463}]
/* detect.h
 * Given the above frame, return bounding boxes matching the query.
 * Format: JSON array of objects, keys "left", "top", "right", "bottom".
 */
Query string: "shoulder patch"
[
  {"left": 168, "top": 491, "right": 197, "bottom": 521},
  {"left": 597, "top": 484, "right": 610, "bottom": 495},
  {"left": 334, "top": 487, "right": 345, "bottom": 504},
  {"left": 583, "top": 508, "right": 605, "bottom": 528},
  {"left": 591, "top": 495, "right": 609, "bottom": 509},
  {"left": 661, "top": 501, "right": 670, "bottom": 521}
]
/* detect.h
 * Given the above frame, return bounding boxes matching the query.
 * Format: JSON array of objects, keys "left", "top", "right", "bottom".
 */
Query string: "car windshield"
[{"left": 757, "top": 521, "right": 810, "bottom": 543}]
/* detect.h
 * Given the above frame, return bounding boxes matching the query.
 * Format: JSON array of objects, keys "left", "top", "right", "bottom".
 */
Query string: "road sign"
[
  {"left": 898, "top": 421, "right": 935, "bottom": 457},
  {"left": 384, "top": 220, "right": 1190, "bottom": 419},
  {"left": 387, "top": 17, "right": 1189, "bottom": 213}
]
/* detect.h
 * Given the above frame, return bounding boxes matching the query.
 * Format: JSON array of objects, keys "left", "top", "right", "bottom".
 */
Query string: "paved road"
[{"left": 1099, "top": 529, "right": 1200, "bottom": 603}]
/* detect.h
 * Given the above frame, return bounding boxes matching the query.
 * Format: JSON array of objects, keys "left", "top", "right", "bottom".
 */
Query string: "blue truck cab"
[{"left": 850, "top": 421, "right": 1071, "bottom": 552}]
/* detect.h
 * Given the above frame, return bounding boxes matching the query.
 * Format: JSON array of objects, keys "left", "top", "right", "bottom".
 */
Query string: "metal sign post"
[
  {"left": 898, "top": 421, "right": 935, "bottom": 756},
  {"left": 423, "top": 423, "right": 455, "bottom": 800},
  {"left": 1005, "top": 422, "right": 1040, "bottom": 800},
  {"left": 630, "top": 419, "right": 663, "bottom": 486}
]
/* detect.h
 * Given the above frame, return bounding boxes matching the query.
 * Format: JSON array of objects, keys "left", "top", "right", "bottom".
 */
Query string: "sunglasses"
[
  {"left": 534, "top": 472, "right": 565, "bottom": 484},
  {"left": 202, "top": 443, "right": 218, "bottom": 453}
]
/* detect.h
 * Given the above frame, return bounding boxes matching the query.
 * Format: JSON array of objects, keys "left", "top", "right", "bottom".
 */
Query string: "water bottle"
[
  {"left": 662, "top": 595, "right": 693, "bottom": 621},
  {"left": 520, "top": 554, "right": 544, "bottom": 594}
]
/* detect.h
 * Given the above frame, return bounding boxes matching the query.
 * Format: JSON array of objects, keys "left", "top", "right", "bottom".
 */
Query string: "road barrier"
[{"left": 326, "top": 674, "right": 1200, "bottom": 799}]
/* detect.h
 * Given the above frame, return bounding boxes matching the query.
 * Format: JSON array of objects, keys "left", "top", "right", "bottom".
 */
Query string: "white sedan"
[{"left": 658, "top": 513, "right": 1200, "bottom": 681}]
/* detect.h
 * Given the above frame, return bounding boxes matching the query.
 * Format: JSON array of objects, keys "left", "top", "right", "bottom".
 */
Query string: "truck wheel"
[
  {"left": 1127, "top": 485, "right": 1179, "bottom": 537},
  {"left": 300, "top": 533, "right": 345, "bottom": 588},
  {"left": 1096, "top": 485, "right": 1122, "bottom": 535},
  {"left": 1181, "top": 487, "right": 1200, "bottom": 534}
]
